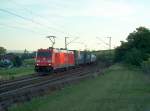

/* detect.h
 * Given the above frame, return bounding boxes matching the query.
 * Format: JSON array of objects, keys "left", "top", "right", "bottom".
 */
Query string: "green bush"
[
  {"left": 141, "top": 58, "right": 150, "bottom": 74},
  {"left": 95, "top": 50, "right": 114, "bottom": 65},
  {"left": 124, "top": 48, "right": 143, "bottom": 66},
  {"left": 12, "top": 56, "right": 23, "bottom": 67},
  {"left": 23, "top": 59, "right": 35, "bottom": 66}
]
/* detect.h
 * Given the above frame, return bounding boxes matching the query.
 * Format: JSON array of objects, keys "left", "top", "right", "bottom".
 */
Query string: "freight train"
[{"left": 35, "top": 47, "right": 96, "bottom": 73}]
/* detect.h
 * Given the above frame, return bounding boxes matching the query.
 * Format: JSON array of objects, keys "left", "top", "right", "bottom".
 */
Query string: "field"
[
  {"left": 0, "top": 59, "right": 34, "bottom": 80},
  {"left": 9, "top": 64, "right": 150, "bottom": 111}
]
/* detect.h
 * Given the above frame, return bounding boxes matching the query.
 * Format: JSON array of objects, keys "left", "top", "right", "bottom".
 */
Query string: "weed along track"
[
  {"left": 0, "top": 74, "right": 37, "bottom": 85},
  {"left": 0, "top": 66, "right": 87, "bottom": 94},
  {"left": 0, "top": 64, "right": 108, "bottom": 111},
  {"left": 0, "top": 66, "right": 83, "bottom": 91}
]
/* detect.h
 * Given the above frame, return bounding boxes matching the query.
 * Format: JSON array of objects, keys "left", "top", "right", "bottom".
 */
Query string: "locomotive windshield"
[{"left": 37, "top": 51, "right": 51, "bottom": 57}]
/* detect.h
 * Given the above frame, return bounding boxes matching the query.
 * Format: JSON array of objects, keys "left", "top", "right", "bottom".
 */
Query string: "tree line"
[{"left": 114, "top": 26, "right": 150, "bottom": 73}]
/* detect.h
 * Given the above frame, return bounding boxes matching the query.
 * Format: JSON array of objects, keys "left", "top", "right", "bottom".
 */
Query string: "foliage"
[
  {"left": 0, "top": 66, "right": 34, "bottom": 79},
  {"left": 23, "top": 59, "right": 35, "bottom": 66},
  {"left": 0, "top": 58, "right": 34, "bottom": 79},
  {"left": 114, "top": 41, "right": 129, "bottom": 62},
  {"left": 94, "top": 50, "right": 114, "bottom": 64},
  {"left": 141, "top": 58, "right": 150, "bottom": 74},
  {"left": 21, "top": 49, "right": 36, "bottom": 60},
  {"left": 0, "top": 46, "right": 6, "bottom": 55},
  {"left": 12, "top": 56, "right": 23, "bottom": 67},
  {"left": 115, "top": 27, "right": 150, "bottom": 66},
  {"left": 124, "top": 48, "right": 143, "bottom": 66}
]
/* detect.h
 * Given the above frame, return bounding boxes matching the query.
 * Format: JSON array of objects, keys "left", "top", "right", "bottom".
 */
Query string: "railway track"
[
  {"left": 0, "top": 66, "right": 86, "bottom": 95},
  {"left": 0, "top": 74, "right": 37, "bottom": 85},
  {"left": 0, "top": 64, "right": 105, "bottom": 111}
]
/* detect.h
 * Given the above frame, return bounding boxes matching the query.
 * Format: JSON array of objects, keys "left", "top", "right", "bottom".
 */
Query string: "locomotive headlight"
[
  {"left": 36, "top": 64, "right": 39, "bottom": 66},
  {"left": 48, "top": 64, "right": 51, "bottom": 66}
]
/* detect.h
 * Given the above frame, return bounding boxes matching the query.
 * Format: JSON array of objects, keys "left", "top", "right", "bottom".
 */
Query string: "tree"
[
  {"left": 115, "top": 26, "right": 150, "bottom": 65},
  {"left": 0, "top": 46, "right": 6, "bottom": 55},
  {"left": 21, "top": 49, "right": 30, "bottom": 60},
  {"left": 127, "top": 27, "right": 150, "bottom": 54},
  {"left": 124, "top": 48, "right": 143, "bottom": 66},
  {"left": 13, "top": 56, "right": 22, "bottom": 67}
]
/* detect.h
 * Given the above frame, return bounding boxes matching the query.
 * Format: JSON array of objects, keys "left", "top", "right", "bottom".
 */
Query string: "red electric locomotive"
[{"left": 35, "top": 48, "right": 75, "bottom": 72}]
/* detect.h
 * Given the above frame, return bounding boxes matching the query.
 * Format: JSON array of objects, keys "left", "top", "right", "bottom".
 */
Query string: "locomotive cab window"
[{"left": 37, "top": 51, "right": 51, "bottom": 57}]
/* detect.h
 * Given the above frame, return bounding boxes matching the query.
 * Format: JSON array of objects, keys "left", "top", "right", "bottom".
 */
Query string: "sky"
[{"left": 0, "top": 0, "right": 150, "bottom": 51}]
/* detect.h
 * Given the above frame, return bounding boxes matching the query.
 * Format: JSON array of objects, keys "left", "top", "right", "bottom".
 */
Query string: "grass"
[
  {"left": 0, "top": 66, "right": 34, "bottom": 79},
  {"left": 0, "top": 59, "right": 35, "bottom": 80},
  {"left": 9, "top": 64, "right": 150, "bottom": 111},
  {"left": 23, "top": 59, "right": 35, "bottom": 66}
]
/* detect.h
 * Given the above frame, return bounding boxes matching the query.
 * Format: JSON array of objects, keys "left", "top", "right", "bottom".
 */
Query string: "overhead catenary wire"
[
  {"left": 96, "top": 36, "right": 116, "bottom": 50},
  {"left": 0, "top": 3, "right": 82, "bottom": 50},
  {"left": 9, "top": 0, "right": 75, "bottom": 12},
  {"left": 71, "top": 41, "right": 88, "bottom": 50},
  {"left": 0, "top": 23, "right": 49, "bottom": 36},
  {"left": 96, "top": 37, "right": 109, "bottom": 46},
  {"left": 97, "top": 42, "right": 109, "bottom": 49},
  {"left": 66, "top": 37, "right": 79, "bottom": 46},
  {"left": 2, "top": 0, "right": 81, "bottom": 38},
  {"left": 8, "top": 0, "right": 66, "bottom": 29},
  {"left": 96, "top": 37, "right": 112, "bottom": 50},
  {"left": 64, "top": 37, "right": 79, "bottom": 49},
  {"left": 1, "top": 1, "right": 81, "bottom": 50},
  {"left": 0, "top": 8, "right": 77, "bottom": 37}
]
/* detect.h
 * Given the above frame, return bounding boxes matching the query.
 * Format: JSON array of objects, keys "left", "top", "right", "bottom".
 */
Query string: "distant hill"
[{"left": 7, "top": 50, "right": 34, "bottom": 53}]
